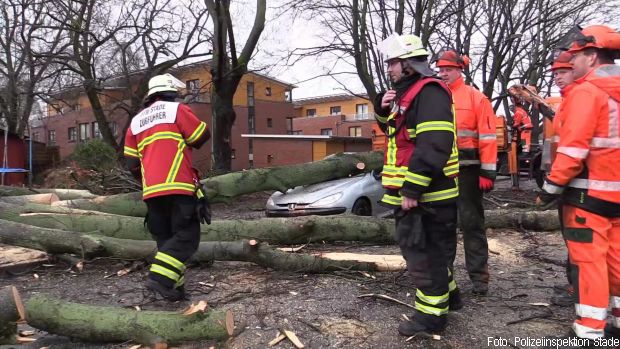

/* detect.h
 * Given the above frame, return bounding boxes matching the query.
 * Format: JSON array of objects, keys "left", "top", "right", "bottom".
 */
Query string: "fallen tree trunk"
[
  {"left": 484, "top": 208, "right": 560, "bottom": 231},
  {"left": 0, "top": 286, "right": 25, "bottom": 345},
  {"left": 0, "top": 203, "right": 395, "bottom": 243},
  {"left": 0, "top": 186, "right": 96, "bottom": 200},
  {"left": 0, "top": 186, "right": 36, "bottom": 197},
  {"left": 0, "top": 193, "right": 59, "bottom": 205},
  {"left": 0, "top": 220, "right": 393, "bottom": 272},
  {"left": 51, "top": 192, "right": 146, "bottom": 217},
  {"left": 24, "top": 294, "right": 232, "bottom": 346},
  {"left": 201, "top": 151, "right": 383, "bottom": 202}
]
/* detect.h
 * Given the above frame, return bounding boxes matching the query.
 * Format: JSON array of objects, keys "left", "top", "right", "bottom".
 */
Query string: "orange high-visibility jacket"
[
  {"left": 513, "top": 106, "right": 533, "bottom": 130},
  {"left": 449, "top": 76, "right": 498, "bottom": 179},
  {"left": 548, "top": 84, "right": 577, "bottom": 165},
  {"left": 544, "top": 65, "right": 620, "bottom": 215}
]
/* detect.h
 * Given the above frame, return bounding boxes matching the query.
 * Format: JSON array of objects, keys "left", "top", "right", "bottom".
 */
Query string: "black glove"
[
  {"left": 536, "top": 190, "right": 558, "bottom": 210},
  {"left": 196, "top": 196, "right": 211, "bottom": 225}
]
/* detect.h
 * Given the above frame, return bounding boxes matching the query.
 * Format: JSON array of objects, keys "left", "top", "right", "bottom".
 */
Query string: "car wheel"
[{"left": 352, "top": 198, "right": 372, "bottom": 216}]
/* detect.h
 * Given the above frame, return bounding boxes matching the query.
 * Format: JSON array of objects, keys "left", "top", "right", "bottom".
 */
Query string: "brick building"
[
  {"left": 31, "top": 60, "right": 296, "bottom": 172},
  {"left": 291, "top": 94, "right": 375, "bottom": 138}
]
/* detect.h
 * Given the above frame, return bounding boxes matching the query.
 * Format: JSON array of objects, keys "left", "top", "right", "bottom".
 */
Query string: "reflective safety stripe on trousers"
[
  {"left": 415, "top": 288, "right": 449, "bottom": 316},
  {"left": 137, "top": 131, "right": 194, "bottom": 196},
  {"left": 150, "top": 251, "right": 186, "bottom": 283}
]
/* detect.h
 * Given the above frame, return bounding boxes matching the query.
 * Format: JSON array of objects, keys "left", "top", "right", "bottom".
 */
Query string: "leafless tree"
[
  {"left": 0, "top": 0, "right": 68, "bottom": 136},
  {"left": 205, "top": 0, "right": 266, "bottom": 173}
]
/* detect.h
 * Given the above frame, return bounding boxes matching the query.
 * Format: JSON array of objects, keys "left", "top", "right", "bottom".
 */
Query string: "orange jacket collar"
[
  {"left": 560, "top": 83, "right": 576, "bottom": 97},
  {"left": 448, "top": 76, "right": 465, "bottom": 90}
]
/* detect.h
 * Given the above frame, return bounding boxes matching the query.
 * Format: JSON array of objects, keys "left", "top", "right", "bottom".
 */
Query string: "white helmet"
[
  {"left": 378, "top": 34, "right": 429, "bottom": 61},
  {"left": 147, "top": 73, "right": 185, "bottom": 97}
]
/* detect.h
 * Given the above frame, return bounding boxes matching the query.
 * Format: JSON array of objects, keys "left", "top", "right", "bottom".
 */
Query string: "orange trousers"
[
  {"left": 521, "top": 130, "right": 531, "bottom": 153},
  {"left": 563, "top": 205, "right": 620, "bottom": 339}
]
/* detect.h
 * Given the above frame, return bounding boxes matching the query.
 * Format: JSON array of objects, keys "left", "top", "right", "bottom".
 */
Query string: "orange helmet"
[
  {"left": 567, "top": 25, "right": 620, "bottom": 53},
  {"left": 551, "top": 51, "right": 573, "bottom": 71},
  {"left": 435, "top": 49, "right": 470, "bottom": 69}
]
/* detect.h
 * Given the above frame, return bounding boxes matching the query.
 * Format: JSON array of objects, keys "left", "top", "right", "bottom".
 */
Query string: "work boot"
[
  {"left": 175, "top": 285, "right": 190, "bottom": 301},
  {"left": 605, "top": 324, "right": 620, "bottom": 340},
  {"left": 146, "top": 279, "right": 185, "bottom": 302},
  {"left": 551, "top": 284, "right": 574, "bottom": 307},
  {"left": 449, "top": 289, "right": 463, "bottom": 311},
  {"left": 472, "top": 282, "right": 488, "bottom": 296},
  {"left": 398, "top": 314, "right": 446, "bottom": 337}
]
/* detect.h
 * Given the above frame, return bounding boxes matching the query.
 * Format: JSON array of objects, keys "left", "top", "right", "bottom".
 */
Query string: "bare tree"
[
  {"left": 204, "top": 0, "right": 266, "bottom": 173},
  {"left": 0, "top": 0, "right": 68, "bottom": 136}
]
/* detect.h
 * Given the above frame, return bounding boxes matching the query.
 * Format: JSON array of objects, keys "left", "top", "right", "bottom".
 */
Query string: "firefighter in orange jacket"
[
  {"left": 436, "top": 49, "right": 497, "bottom": 295},
  {"left": 546, "top": 50, "right": 578, "bottom": 309},
  {"left": 511, "top": 102, "right": 533, "bottom": 155},
  {"left": 124, "top": 73, "right": 211, "bottom": 301},
  {"left": 374, "top": 34, "right": 460, "bottom": 337},
  {"left": 538, "top": 25, "right": 620, "bottom": 344}
]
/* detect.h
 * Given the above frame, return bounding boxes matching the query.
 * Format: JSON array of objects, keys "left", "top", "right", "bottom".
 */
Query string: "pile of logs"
[{"left": 0, "top": 151, "right": 559, "bottom": 346}]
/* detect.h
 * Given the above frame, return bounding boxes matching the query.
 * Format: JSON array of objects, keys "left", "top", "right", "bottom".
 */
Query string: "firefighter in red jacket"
[
  {"left": 436, "top": 49, "right": 497, "bottom": 295},
  {"left": 124, "top": 73, "right": 211, "bottom": 301},
  {"left": 538, "top": 25, "right": 620, "bottom": 344},
  {"left": 374, "top": 34, "right": 460, "bottom": 337}
]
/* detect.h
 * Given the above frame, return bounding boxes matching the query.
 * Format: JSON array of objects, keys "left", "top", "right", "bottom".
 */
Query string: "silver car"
[{"left": 265, "top": 170, "right": 390, "bottom": 217}]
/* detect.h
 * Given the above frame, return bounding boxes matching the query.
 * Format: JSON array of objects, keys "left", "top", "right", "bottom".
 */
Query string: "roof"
[
  {"left": 293, "top": 93, "right": 370, "bottom": 107},
  {"left": 50, "top": 59, "right": 296, "bottom": 98},
  {"left": 241, "top": 134, "right": 371, "bottom": 143}
]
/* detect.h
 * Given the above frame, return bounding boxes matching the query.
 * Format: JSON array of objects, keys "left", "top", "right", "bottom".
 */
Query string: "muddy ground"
[{"left": 0, "top": 178, "right": 579, "bottom": 349}]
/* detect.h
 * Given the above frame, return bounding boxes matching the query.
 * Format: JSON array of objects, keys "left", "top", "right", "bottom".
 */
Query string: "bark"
[
  {"left": 0, "top": 220, "right": 393, "bottom": 272},
  {"left": 0, "top": 193, "right": 59, "bottom": 205},
  {"left": 51, "top": 191, "right": 146, "bottom": 217},
  {"left": 0, "top": 286, "right": 24, "bottom": 345},
  {"left": 0, "top": 202, "right": 394, "bottom": 243},
  {"left": 202, "top": 151, "right": 384, "bottom": 202},
  {"left": 484, "top": 208, "right": 559, "bottom": 231},
  {"left": 24, "top": 294, "right": 232, "bottom": 345}
]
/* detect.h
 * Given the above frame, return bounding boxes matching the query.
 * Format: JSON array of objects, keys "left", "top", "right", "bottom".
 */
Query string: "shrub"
[{"left": 71, "top": 138, "right": 117, "bottom": 171}]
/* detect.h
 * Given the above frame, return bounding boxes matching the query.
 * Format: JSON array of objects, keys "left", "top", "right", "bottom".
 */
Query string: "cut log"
[
  {"left": 0, "top": 286, "right": 25, "bottom": 345},
  {"left": 0, "top": 202, "right": 395, "bottom": 244},
  {"left": 485, "top": 208, "right": 560, "bottom": 231},
  {"left": 201, "top": 151, "right": 383, "bottom": 203},
  {"left": 24, "top": 294, "right": 232, "bottom": 345},
  {"left": 312, "top": 253, "right": 405, "bottom": 271},
  {"left": 0, "top": 220, "right": 396, "bottom": 272},
  {"left": 36, "top": 189, "right": 97, "bottom": 200},
  {"left": 0, "top": 244, "right": 48, "bottom": 273},
  {"left": 52, "top": 191, "right": 146, "bottom": 217},
  {"left": 0, "top": 193, "right": 59, "bottom": 205},
  {"left": 0, "top": 186, "right": 37, "bottom": 197}
]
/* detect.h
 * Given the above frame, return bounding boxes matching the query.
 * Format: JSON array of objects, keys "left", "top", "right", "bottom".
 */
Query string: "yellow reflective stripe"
[
  {"left": 166, "top": 141, "right": 186, "bottom": 183},
  {"left": 137, "top": 131, "right": 184, "bottom": 152},
  {"left": 416, "top": 121, "right": 454, "bottom": 134},
  {"left": 449, "top": 279, "right": 457, "bottom": 292},
  {"left": 196, "top": 187, "right": 205, "bottom": 199},
  {"left": 420, "top": 186, "right": 459, "bottom": 203},
  {"left": 405, "top": 171, "right": 431, "bottom": 186},
  {"left": 143, "top": 182, "right": 196, "bottom": 196},
  {"left": 382, "top": 177, "right": 405, "bottom": 187},
  {"left": 124, "top": 146, "right": 139, "bottom": 157},
  {"left": 443, "top": 163, "right": 459, "bottom": 176},
  {"left": 375, "top": 113, "right": 388, "bottom": 123},
  {"left": 155, "top": 252, "right": 185, "bottom": 272},
  {"left": 186, "top": 122, "right": 207, "bottom": 144},
  {"left": 381, "top": 194, "right": 402, "bottom": 205},
  {"left": 175, "top": 275, "right": 185, "bottom": 288},
  {"left": 407, "top": 128, "right": 416, "bottom": 138},
  {"left": 387, "top": 124, "right": 397, "bottom": 165},
  {"left": 150, "top": 264, "right": 180, "bottom": 282},
  {"left": 415, "top": 301, "right": 448, "bottom": 316},
  {"left": 416, "top": 289, "right": 449, "bottom": 305}
]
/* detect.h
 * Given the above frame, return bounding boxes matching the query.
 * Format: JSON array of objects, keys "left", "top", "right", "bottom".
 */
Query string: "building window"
[
  {"left": 79, "top": 123, "right": 89, "bottom": 142},
  {"left": 32, "top": 132, "right": 39, "bottom": 141},
  {"left": 68, "top": 127, "right": 77, "bottom": 142},
  {"left": 349, "top": 126, "right": 362, "bottom": 137},
  {"left": 267, "top": 118, "right": 273, "bottom": 128},
  {"left": 72, "top": 104, "right": 80, "bottom": 111},
  {"left": 265, "top": 87, "right": 272, "bottom": 96},
  {"left": 285, "top": 90, "right": 292, "bottom": 102},
  {"left": 355, "top": 104, "right": 369, "bottom": 120},
  {"left": 330, "top": 106, "right": 341, "bottom": 115},
  {"left": 48, "top": 130, "right": 56, "bottom": 145},
  {"left": 286, "top": 117, "right": 293, "bottom": 134},
  {"left": 92, "top": 122, "right": 101, "bottom": 138},
  {"left": 321, "top": 128, "right": 333, "bottom": 136},
  {"left": 306, "top": 109, "right": 316, "bottom": 117},
  {"left": 187, "top": 79, "right": 200, "bottom": 93},
  {"left": 247, "top": 82, "right": 255, "bottom": 107},
  {"left": 292, "top": 130, "right": 303, "bottom": 135},
  {"left": 231, "top": 149, "right": 236, "bottom": 159}
]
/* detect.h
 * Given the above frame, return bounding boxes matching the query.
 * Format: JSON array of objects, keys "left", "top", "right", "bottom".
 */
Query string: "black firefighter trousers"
[
  {"left": 145, "top": 194, "right": 201, "bottom": 290},
  {"left": 457, "top": 165, "right": 490, "bottom": 287},
  {"left": 397, "top": 203, "right": 458, "bottom": 327}
]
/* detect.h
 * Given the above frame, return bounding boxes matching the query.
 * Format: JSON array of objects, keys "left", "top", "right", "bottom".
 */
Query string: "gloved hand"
[
  {"left": 536, "top": 190, "right": 558, "bottom": 210},
  {"left": 479, "top": 176, "right": 494, "bottom": 192},
  {"left": 196, "top": 196, "right": 212, "bottom": 225}
]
